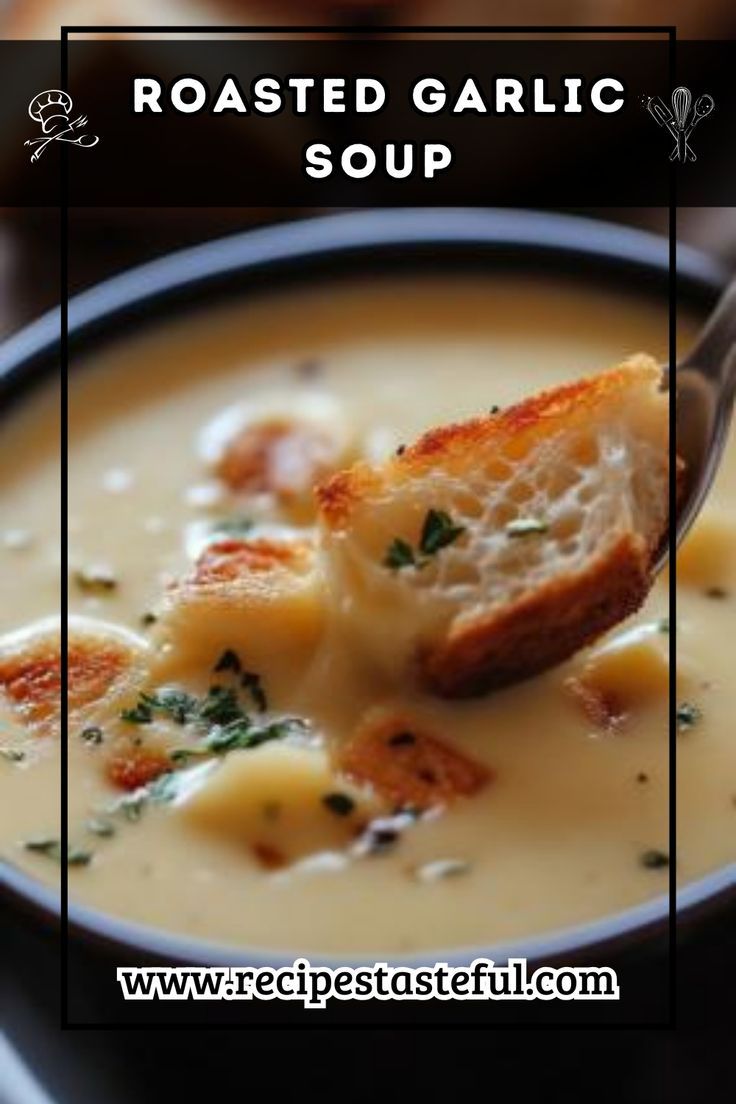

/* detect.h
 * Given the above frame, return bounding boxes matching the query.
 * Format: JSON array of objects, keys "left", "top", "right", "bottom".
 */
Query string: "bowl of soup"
[{"left": 1, "top": 209, "right": 734, "bottom": 967}]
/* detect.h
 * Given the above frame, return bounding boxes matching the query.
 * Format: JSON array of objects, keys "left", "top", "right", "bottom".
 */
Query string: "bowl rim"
[{"left": 1, "top": 206, "right": 734, "bottom": 967}]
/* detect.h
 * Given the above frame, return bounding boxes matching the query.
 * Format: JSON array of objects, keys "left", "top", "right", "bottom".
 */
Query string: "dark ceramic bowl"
[{"left": 1, "top": 208, "right": 734, "bottom": 971}]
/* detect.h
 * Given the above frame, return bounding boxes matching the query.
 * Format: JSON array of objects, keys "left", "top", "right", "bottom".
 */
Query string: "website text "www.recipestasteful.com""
[{"left": 117, "top": 958, "right": 619, "bottom": 1008}]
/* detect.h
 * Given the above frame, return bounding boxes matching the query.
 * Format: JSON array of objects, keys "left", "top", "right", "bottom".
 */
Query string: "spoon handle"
[{"left": 680, "top": 274, "right": 736, "bottom": 382}]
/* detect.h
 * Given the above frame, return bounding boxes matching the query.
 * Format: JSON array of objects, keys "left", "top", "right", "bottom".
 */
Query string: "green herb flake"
[
  {"left": 117, "top": 793, "right": 147, "bottom": 822},
  {"left": 80, "top": 726, "right": 104, "bottom": 745},
  {"left": 322, "top": 793, "right": 355, "bottom": 817},
  {"left": 505, "top": 517, "right": 549, "bottom": 538},
  {"left": 1, "top": 747, "right": 25, "bottom": 763},
  {"left": 120, "top": 699, "right": 154, "bottom": 725},
  {"left": 23, "top": 838, "right": 92, "bottom": 866},
  {"left": 197, "top": 686, "right": 245, "bottom": 726},
  {"left": 121, "top": 688, "right": 199, "bottom": 727},
  {"left": 640, "top": 849, "right": 669, "bottom": 870},
  {"left": 419, "top": 509, "right": 466, "bottom": 557},
  {"left": 677, "top": 702, "right": 702, "bottom": 733},
  {"left": 141, "top": 612, "right": 158, "bottom": 627},
  {"left": 657, "top": 618, "right": 670, "bottom": 634},
  {"left": 170, "top": 717, "right": 303, "bottom": 764},
  {"left": 150, "top": 688, "right": 198, "bottom": 725},
  {"left": 214, "top": 649, "right": 241, "bottom": 675},
  {"left": 24, "top": 837, "right": 61, "bottom": 860},
  {"left": 86, "top": 818, "right": 115, "bottom": 838},
  {"left": 241, "top": 671, "right": 267, "bottom": 712},
  {"left": 67, "top": 847, "right": 93, "bottom": 867},
  {"left": 383, "top": 537, "right": 417, "bottom": 571},
  {"left": 210, "top": 517, "right": 254, "bottom": 539}
]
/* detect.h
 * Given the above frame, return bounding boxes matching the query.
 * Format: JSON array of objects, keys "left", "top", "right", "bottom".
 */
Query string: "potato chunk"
[
  {"left": 179, "top": 742, "right": 376, "bottom": 867},
  {"left": 153, "top": 536, "right": 327, "bottom": 694},
  {"left": 677, "top": 512, "right": 735, "bottom": 592},
  {"left": 566, "top": 625, "right": 669, "bottom": 730}
]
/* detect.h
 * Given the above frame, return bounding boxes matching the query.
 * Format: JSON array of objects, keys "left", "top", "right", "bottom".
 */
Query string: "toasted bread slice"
[
  {"left": 199, "top": 391, "right": 356, "bottom": 523},
  {"left": 339, "top": 707, "right": 491, "bottom": 811},
  {"left": 317, "top": 356, "right": 670, "bottom": 697},
  {"left": 0, "top": 616, "right": 148, "bottom": 737}
]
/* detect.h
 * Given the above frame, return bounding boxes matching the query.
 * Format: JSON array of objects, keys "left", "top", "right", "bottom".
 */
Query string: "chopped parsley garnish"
[
  {"left": 121, "top": 686, "right": 233, "bottom": 728},
  {"left": 80, "top": 726, "right": 104, "bottom": 745},
  {"left": 117, "top": 793, "right": 147, "bottom": 821},
  {"left": 120, "top": 698, "right": 154, "bottom": 725},
  {"left": 214, "top": 649, "right": 241, "bottom": 675},
  {"left": 67, "top": 847, "right": 93, "bottom": 866},
  {"left": 658, "top": 618, "right": 670, "bottom": 634},
  {"left": 24, "top": 838, "right": 92, "bottom": 866},
  {"left": 384, "top": 509, "right": 465, "bottom": 571},
  {"left": 419, "top": 509, "right": 466, "bottom": 556},
  {"left": 149, "top": 688, "right": 199, "bottom": 725},
  {"left": 102, "top": 770, "right": 181, "bottom": 825},
  {"left": 0, "top": 748, "right": 25, "bottom": 763},
  {"left": 24, "top": 837, "right": 61, "bottom": 859},
  {"left": 197, "top": 686, "right": 243, "bottom": 726},
  {"left": 209, "top": 517, "right": 254, "bottom": 539},
  {"left": 505, "top": 517, "right": 549, "bottom": 538},
  {"left": 322, "top": 793, "right": 355, "bottom": 817},
  {"left": 141, "top": 612, "right": 158, "bottom": 627},
  {"left": 120, "top": 662, "right": 298, "bottom": 769},
  {"left": 640, "top": 849, "right": 669, "bottom": 870},
  {"left": 86, "top": 818, "right": 115, "bottom": 838},
  {"left": 677, "top": 702, "right": 702, "bottom": 733},
  {"left": 241, "top": 671, "right": 267, "bottom": 712},
  {"left": 384, "top": 538, "right": 418, "bottom": 571},
  {"left": 170, "top": 717, "right": 303, "bottom": 763}
]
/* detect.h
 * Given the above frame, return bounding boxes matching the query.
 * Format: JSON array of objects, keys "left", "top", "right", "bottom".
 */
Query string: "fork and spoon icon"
[{"left": 645, "top": 86, "right": 714, "bottom": 162}]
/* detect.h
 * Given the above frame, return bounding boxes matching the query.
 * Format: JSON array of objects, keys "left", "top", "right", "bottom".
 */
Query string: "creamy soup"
[{"left": 1, "top": 274, "right": 734, "bottom": 956}]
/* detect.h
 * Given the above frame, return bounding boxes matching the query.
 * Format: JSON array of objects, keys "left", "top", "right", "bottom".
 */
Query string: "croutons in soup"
[{"left": 1, "top": 275, "right": 733, "bottom": 955}]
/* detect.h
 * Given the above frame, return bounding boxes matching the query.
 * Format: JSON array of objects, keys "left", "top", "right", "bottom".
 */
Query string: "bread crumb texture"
[{"left": 317, "top": 357, "right": 669, "bottom": 696}]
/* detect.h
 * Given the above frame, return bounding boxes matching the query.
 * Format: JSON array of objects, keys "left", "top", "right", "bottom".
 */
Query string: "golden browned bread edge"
[{"left": 316, "top": 356, "right": 661, "bottom": 529}]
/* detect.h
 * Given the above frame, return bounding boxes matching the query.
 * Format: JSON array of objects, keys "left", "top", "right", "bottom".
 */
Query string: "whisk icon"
[
  {"left": 644, "top": 86, "right": 714, "bottom": 163},
  {"left": 671, "top": 86, "right": 691, "bottom": 162}
]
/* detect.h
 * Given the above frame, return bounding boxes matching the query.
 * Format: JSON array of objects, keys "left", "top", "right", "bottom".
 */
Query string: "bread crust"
[
  {"left": 422, "top": 531, "right": 651, "bottom": 697},
  {"left": 0, "top": 626, "right": 136, "bottom": 735},
  {"left": 189, "top": 538, "right": 314, "bottom": 587},
  {"left": 339, "top": 710, "right": 491, "bottom": 809},
  {"left": 317, "top": 356, "right": 661, "bottom": 527},
  {"left": 317, "top": 357, "right": 669, "bottom": 698}
]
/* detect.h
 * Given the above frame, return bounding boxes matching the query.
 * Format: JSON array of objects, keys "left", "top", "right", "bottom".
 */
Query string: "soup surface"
[{"left": 1, "top": 274, "right": 734, "bottom": 956}]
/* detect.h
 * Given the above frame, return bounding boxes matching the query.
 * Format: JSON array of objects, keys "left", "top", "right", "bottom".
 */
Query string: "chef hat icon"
[{"left": 28, "top": 90, "right": 73, "bottom": 134}]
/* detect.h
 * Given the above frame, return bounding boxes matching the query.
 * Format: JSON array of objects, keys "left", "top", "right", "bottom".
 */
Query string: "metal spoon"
[{"left": 658, "top": 273, "right": 736, "bottom": 571}]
